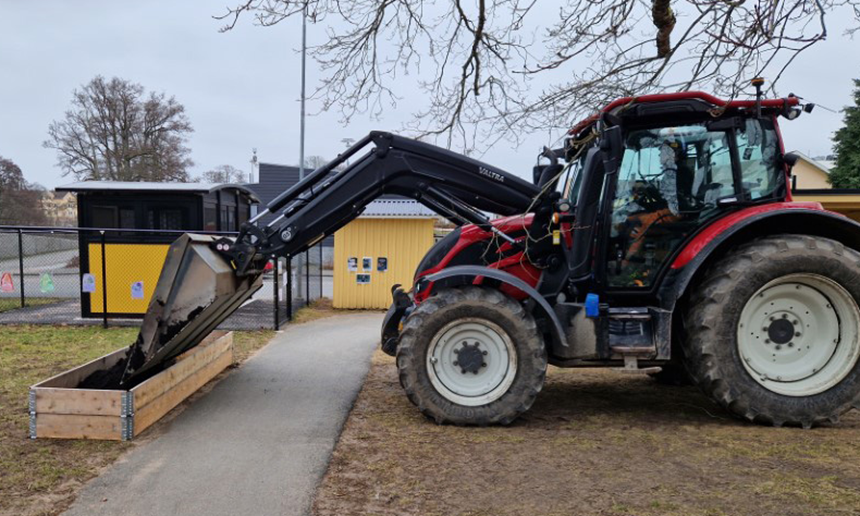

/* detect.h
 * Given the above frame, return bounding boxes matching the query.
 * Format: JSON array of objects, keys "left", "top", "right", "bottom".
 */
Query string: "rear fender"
[
  {"left": 417, "top": 265, "right": 567, "bottom": 350},
  {"left": 659, "top": 207, "right": 860, "bottom": 312}
]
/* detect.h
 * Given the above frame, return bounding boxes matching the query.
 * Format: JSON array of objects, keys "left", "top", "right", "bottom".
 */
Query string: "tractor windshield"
[{"left": 605, "top": 117, "right": 783, "bottom": 288}]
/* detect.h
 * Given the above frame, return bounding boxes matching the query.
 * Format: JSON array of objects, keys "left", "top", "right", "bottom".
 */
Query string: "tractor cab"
[{"left": 557, "top": 91, "right": 801, "bottom": 296}]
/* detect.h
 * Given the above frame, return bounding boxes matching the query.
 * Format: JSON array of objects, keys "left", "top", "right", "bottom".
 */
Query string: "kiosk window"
[
  {"left": 119, "top": 209, "right": 136, "bottom": 229},
  {"left": 146, "top": 207, "right": 185, "bottom": 230},
  {"left": 92, "top": 206, "right": 117, "bottom": 228}
]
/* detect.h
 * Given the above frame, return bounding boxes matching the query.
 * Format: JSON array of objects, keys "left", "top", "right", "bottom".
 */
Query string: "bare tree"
[
  {"left": 44, "top": 76, "right": 194, "bottom": 182},
  {"left": 302, "top": 155, "right": 328, "bottom": 169},
  {"left": 199, "top": 164, "right": 248, "bottom": 183},
  {"left": 0, "top": 157, "right": 49, "bottom": 226},
  {"left": 216, "top": 1, "right": 860, "bottom": 149}
]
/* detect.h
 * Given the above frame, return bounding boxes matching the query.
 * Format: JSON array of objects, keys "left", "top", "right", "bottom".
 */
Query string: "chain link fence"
[
  {"left": 0, "top": 225, "right": 328, "bottom": 330},
  {"left": 273, "top": 244, "right": 334, "bottom": 326}
]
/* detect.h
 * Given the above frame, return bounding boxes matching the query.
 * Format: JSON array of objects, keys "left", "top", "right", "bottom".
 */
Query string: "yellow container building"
[{"left": 333, "top": 200, "right": 436, "bottom": 309}]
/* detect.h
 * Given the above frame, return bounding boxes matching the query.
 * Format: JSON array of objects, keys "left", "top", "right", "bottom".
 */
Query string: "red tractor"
[{"left": 126, "top": 85, "right": 860, "bottom": 429}]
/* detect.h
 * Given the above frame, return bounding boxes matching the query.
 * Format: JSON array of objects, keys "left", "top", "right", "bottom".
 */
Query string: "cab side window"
[
  {"left": 737, "top": 119, "right": 781, "bottom": 200},
  {"left": 606, "top": 124, "right": 733, "bottom": 288}
]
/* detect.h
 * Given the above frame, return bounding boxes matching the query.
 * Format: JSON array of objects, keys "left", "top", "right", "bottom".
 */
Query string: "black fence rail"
[
  {"left": 272, "top": 244, "right": 334, "bottom": 327},
  {"left": 0, "top": 225, "right": 327, "bottom": 330}
]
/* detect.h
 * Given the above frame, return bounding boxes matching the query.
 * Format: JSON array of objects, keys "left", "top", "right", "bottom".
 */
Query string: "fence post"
[
  {"left": 319, "top": 243, "right": 323, "bottom": 299},
  {"left": 273, "top": 256, "right": 280, "bottom": 330},
  {"left": 286, "top": 256, "right": 292, "bottom": 321},
  {"left": 100, "top": 230, "right": 108, "bottom": 329},
  {"left": 305, "top": 249, "right": 310, "bottom": 302},
  {"left": 17, "top": 229, "right": 25, "bottom": 308}
]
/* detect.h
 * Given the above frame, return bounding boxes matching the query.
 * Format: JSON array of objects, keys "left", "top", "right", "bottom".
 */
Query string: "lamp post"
[{"left": 295, "top": 4, "right": 309, "bottom": 301}]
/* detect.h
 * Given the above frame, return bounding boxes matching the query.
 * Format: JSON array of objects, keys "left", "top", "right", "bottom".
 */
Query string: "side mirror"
[
  {"left": 532, "top": 164, "right": 546, "bottom": 185},
  {"left": 783, "top": 152, "right": 800, "bottom": 168},
  {"left": 600, "top": 126, "right": 623, "bottom": 155}
]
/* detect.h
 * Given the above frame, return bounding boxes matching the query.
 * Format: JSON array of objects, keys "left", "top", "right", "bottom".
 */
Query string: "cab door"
[{"left": 601, "top": 118, "right": 783, "bottom": 292}]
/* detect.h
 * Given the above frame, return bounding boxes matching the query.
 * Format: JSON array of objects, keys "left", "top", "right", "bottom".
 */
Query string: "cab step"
[{"left": 610, "top": 345, "right": 661, "bottom": 375}]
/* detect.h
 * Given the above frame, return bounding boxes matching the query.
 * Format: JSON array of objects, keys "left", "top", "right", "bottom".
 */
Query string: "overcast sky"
[{"left": 1, "top": 1, "right": 859, "bottom": 189}]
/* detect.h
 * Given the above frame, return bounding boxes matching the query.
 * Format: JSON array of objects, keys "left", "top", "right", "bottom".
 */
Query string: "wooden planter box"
[{"left": 29, "top": 330, "right": 234, "bottom": 441}]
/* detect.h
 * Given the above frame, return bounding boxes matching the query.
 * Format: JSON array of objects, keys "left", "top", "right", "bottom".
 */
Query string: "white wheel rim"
[
  {"left": 426, "top": 318, "right": 518, "bottom": 407},
  {"left": 737, "top": 273, "right": 860, "bottom": 396}
]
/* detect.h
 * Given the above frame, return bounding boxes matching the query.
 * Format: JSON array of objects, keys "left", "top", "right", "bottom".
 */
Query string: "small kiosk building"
[
  {"left": 56, "top": 181, "right": 258, "bottom": 318},
  {"left": 333, "top": 199, "right": 436, "bottom": 309}
]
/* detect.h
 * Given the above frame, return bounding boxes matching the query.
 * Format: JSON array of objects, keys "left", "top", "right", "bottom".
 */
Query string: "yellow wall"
[
  {"left": 88, "top": 243, "right": 169, "bottom": 314},
  {"left": 333, "top": 218, "right": 435, "bottom": 309},
  {"left": 792, "top": 160, "right": 831, "bottom": 189},
  {"left": 792, "top": 194, "right": 860, "bottom": 224}
]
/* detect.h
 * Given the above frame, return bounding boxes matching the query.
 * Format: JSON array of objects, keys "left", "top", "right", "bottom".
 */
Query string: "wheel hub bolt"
[
  {"left": 454, "top": 342, "right": 486, "bottom": 375},
  {"left": 788, "top": 342, "right": 794, "bottom": 348},
  {"left": 795, "top": 332, "right": 801, "bottom": 337},
  {"left": 776, "top": 345, "right": 782, "bottom": 350}
]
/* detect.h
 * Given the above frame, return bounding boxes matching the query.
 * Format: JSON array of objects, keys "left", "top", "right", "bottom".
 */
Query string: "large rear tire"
[
  {"left": 684, "top": 235, "right": 860, "bottom": 427},
  {"left": 396, "top": 287, "right": 547, "bottom": 425}
]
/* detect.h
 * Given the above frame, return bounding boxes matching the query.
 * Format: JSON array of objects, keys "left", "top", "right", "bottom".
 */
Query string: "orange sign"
[{"left": 0, "top": 272, "right": 13, "bottom": 293}]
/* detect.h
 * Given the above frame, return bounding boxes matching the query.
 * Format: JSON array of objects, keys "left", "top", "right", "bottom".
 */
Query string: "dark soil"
[
  {"left": 76, "top": 355, "right": 130, "bottom": 390},
  {"left": 79, "top": 304, "right": 208, "bottom": 390}
]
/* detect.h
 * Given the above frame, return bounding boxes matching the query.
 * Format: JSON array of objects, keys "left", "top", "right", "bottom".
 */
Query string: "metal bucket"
[{"left": 121, "top": 233, "right": 262, "bottom": 385}]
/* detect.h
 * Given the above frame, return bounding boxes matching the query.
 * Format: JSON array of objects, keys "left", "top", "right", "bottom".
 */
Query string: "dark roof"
[
  {"left": 247, "top": 163, "right": 335, "bottom": 245},
  {"left": 245, "top": 164, "right": 302, "bottom": 223},
  {"left": 57, "top": 181, "right": 260, "bottom": 202}
]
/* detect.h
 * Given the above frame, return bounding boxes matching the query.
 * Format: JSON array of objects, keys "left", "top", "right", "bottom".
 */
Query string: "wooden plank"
[
  {"left": 175, "top": 330, "right": 228, "bottom": 360},
  {"left": 35, "top": 413, "right": 122, "bottom": 440},
  {"left": 33, "top": 387, "right": 123, "bottom": 416},
  {"left": 133, "top": 347, "right": 233, "bottom": 437},
  {"left": 132, "top": 332, "right": 233, "bottom": 409},
  {"left": 32, "top": 347, "right": 128, "bottom": 389}
]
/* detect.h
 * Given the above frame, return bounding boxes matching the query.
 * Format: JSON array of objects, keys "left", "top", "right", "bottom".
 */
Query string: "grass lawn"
[
  {"left": 291, "top": 297, "right": 347, "bottom": 324},
  {"left": 313, "top": 351, "right": 860, "bottom": 516},
  {"left": 0, "top": 325, "right": 274, "bottom": 516},
  {"left": 0, "top": 298, "right": 62, "bottom": 314}
]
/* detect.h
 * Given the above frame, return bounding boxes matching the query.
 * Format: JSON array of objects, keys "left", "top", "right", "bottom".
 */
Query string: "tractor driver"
[{"left": 658, "top": 129, "right": 696, "bottom": 216}]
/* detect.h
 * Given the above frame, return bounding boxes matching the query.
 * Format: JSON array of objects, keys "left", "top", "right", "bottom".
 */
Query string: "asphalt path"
[{"left": 64, "top": 312, "right": 383, "bottom": 516}]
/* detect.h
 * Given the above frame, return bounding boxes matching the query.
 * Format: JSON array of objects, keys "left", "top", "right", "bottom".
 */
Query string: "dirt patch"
[{"left": 313, "top": 351, "right": 860, "bottom": 516}]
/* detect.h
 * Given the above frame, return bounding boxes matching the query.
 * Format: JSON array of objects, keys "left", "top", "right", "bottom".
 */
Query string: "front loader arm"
[
  {"left": 221, "top": 131, "right": 541, "bottom": 275},
  {"left": 123, "top": 132, "right": 543, "bottom": 386}
]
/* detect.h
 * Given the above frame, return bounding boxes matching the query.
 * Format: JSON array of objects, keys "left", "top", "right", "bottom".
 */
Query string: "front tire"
[
  {"left": 684, "top": 235, "right": 860, "bottom": 427},
  {"left": 396, "top": 287, "right": 547, "bottom": 425}
]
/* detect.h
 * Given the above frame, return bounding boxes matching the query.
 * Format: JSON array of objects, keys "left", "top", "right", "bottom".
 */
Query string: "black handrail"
[{"left": 0, "top": 224, "right": 240, "bottom": 235}]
